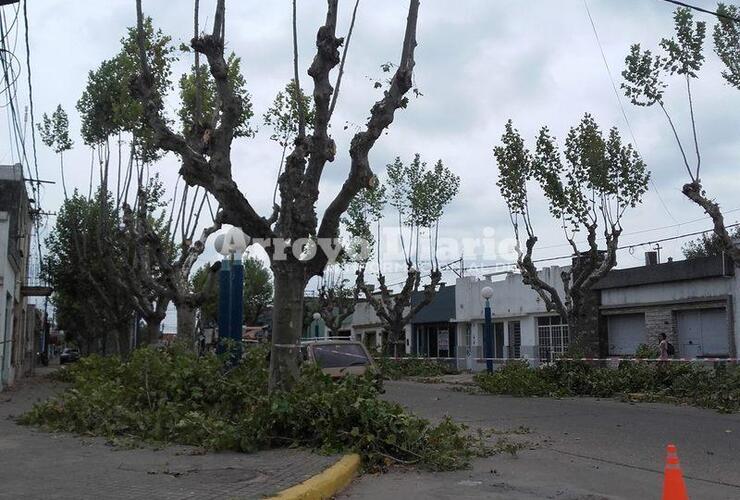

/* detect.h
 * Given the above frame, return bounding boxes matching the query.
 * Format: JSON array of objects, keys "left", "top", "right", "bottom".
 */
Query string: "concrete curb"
[{"left": 267, "top": 453, "right": 361, "bottom": 500}]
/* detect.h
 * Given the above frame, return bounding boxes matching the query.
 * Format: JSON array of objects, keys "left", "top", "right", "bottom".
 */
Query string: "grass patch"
[
  {"left": 20, "top": 346, "right": 486, "bottom": 471},
  {"left": 474, "top": 360, "right": 740, "bottom": 413}
]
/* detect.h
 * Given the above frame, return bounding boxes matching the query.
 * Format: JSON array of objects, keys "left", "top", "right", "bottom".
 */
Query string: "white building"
[
  {"left": 454, "top": 267, "right": 570, "bottom": 371},
  {"left": 0, "top": 164, "right": 35, "bottom": 390},
  {"left": 350, "top": 299, "right": 412, "bottom": 355},
  {"left": 595, "top": 254, "right": 738, "bottom": 358}
]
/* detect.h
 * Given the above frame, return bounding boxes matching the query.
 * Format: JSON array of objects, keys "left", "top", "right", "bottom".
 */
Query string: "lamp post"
[
  {"left": 313, "top": 312, "right": 321, "bottom": 339},
  {"left": 481, "top": 286, "right": 494, "bottom": 373},
  {"left": 214, "top": 227, "right": 248, "bottom": 359}
]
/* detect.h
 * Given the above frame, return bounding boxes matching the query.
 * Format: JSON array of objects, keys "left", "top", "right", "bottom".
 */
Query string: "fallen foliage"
[
  {"left": 474, "top": 360, "right": 740, "bottom": 413},
  {"left": 21, "top": 346, "right": 485, "bottom": 470}
]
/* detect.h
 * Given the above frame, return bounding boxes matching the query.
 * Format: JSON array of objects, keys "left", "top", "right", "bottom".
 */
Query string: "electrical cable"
[
  {"left": 662, "top": 0, "right": 740, "bottom": 23},
  {"left": 584, "top": 0, "right": 678, "bottom": 224}
]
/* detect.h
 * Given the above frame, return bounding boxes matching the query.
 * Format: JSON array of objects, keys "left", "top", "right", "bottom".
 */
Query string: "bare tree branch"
[
  {"left": 328, "top": 0, "right": 360, "bottom": 120},
  {"left": 316, "top": 0, "right": 420, "bottom": 272}
]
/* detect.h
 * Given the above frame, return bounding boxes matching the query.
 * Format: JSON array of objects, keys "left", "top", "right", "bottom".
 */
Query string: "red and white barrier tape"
[{"left": 381, "top": 356, "right": 740, "bottom": 363}]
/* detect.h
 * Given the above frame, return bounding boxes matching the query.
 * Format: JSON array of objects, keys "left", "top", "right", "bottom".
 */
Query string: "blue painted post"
[
  {"left": 484, "top": 298, "right": 493, "bottom": 373},
  {"left": 230, "top": 256, "right": 244, "bottom": 360},
  {"left": 217, "top": 259, "right": 231, "bottom": 355}
]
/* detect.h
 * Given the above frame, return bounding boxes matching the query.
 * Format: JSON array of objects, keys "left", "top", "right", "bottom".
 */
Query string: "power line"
[
  {"left": 0, "top": 7, "right": 35, "bottom": 196},
  {"left": 662, "top": 0, "right": 740, "bottom": 23},
  {"left": 378, "top": 219, "right": 740, "bottom": 288},
  {"left": 533, "top": 206, "right": 740, "bottom": 252},
  {"left": 583, "top": 0, "right": 678, "bottom": 223},
  {"left": 464, "top": 221, "right": 740, "bottom": 274},
  {"left": 22, "top": 0, "right": 40, "bottom": 200}
]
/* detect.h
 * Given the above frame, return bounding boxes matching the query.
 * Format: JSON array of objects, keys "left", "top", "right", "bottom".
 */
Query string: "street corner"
[{"left": 267, "top": 453, "right": 361, "bottom": 500}]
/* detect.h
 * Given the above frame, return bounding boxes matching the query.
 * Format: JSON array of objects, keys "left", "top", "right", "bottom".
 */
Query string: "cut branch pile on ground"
[
  {"left": 375, "top": 356, "right": 459, "bottom": 380},
  {"left": 474, "top": 360, "right": 740, "bottom": 413},
  {"left": 19, "top": 346, "right": 485, "bottom": 471}
]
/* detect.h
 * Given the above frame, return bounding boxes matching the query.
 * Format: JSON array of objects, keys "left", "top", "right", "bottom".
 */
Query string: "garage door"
[
  {"left": 676, "top": 308, "right": 729, "bottom": 357},
  {"left": 608, "top": 313, "right": 646, "bottom": 355}
]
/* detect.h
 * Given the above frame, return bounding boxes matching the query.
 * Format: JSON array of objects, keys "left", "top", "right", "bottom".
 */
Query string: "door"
[
  {"left": 465, "top": 324, "right": 474, "bottom": 370},
  {"left": 364, "top": 331, "right": 377, "bottom": 352},
  {"left": 494, "top": 322, "right": 505, "bottom": 360},
  {"left": 437, "top": 329, "right": 450, "bottom": 358},
  {"left": 676, "top": 308, "right": 729, "bottom": 357},
  {"left": 608, "top": 313, "right": 646, "bottom": 355},
  {"left": 676, "top": 310, "right": 701, "bottom": 358},
  {"left": 699, "top": 308, "right": 729, "bottom": 356},
  {"left": 1, "top": 293, "right": 11, "bottom": 387}
]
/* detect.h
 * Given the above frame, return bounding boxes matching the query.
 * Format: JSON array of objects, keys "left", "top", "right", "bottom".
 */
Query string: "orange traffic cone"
[{"left": 662, "top": 444, "right": 689, "bottom": 500}]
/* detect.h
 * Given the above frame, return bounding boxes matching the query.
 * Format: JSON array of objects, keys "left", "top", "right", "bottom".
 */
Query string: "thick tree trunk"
[
  {"left": 104, "top": 329, "right": 120, "bottom": 356},
  {"left": 143, "top": 318, "right": 162, "bottom": 345},
  {"left": 269, "top": 264, "right": 307, "bottom": 392},
  {"left": 566, "top": 300, "right": 600, "bottom": 357},
  {"left": 118, "top": 327, "right": 132, "bottom": 357},
  {"left": 683, "top": 180, "right": 740, "bottom": 265},
  {"left": 176, "top": 302, "right": 197, "bottom": 348},
  {"left": 386, "top": 325, "right": 405, "bottom": 357}
]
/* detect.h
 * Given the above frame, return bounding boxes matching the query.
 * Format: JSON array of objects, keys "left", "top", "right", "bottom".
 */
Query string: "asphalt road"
[{"left": 340, "top": 380, "right": 740, "bottom": 499}]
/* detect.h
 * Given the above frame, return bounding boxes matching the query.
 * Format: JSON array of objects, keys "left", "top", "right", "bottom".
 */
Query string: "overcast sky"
[{"left": 4, "top": 0, "right": 740, "bottom": 314}]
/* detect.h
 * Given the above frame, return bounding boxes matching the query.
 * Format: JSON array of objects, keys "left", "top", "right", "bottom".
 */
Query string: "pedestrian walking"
[{"left": 659, "top": 333, "right": 669, "bottom": 361}]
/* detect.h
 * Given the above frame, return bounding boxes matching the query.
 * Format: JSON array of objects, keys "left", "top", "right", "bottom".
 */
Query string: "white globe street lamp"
[{"left": 214, "top": 227, "right": 248, "bottom": 258}]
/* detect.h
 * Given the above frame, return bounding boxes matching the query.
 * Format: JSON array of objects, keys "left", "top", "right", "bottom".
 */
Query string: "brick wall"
[{"left": 645, "top": 308, "right": 675, "bottom": 345}]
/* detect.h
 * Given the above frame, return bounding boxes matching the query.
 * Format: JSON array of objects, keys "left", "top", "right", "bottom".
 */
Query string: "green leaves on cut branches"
[
  {"left": 21, "top": 346, "right": 488, "bottom": 471},
  {"left": 342, "top": 185, "right": 386, "bottom": 262},
  {"left": 494, "top": 114, "right": 649, "bottom": 232},
  {"left": 622, "top": 45, "right": 665, "bottom": 107},
  {"left": 76, "top": 17, "right": 176, "bottom": 163},
  {"left": 38, "top": 105, "right": 73, "bottom": 154},
  {"left": 178, "top": 53, "right": 255, "bottom": 138},
  {"left": 263, "top": 80, "right": 314, "bottom": 147},
  {"left": 622, "top": 7, "right": 706, "bottom": 108},
  {"left": 385, "top": 154, "right": 460, "bottom": 230},
  {"left": 714, "top": 3, "right": 740, "bottom": 89},
  {"left": 660, "top": 7, "right": 706, "bottom": 78}
]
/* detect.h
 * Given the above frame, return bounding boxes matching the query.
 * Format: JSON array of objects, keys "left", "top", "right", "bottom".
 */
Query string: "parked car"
[
  {"left": 60, "top": 347, "right": 81, "bottom": 365},
  {"left": 302, "top": 340, "right": 383, "bottom": 390}
]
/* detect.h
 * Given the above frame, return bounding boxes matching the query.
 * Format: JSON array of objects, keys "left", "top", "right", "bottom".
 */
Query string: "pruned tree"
[
  {"left": 316, "top": 276, "right": 358, "bottom": 337},
  {"left": 313, "top": 184, "right": 384, "bottom": 337},
  {"left": 494, "top": 115, "right": 649, "bottom": 353},
  {"left": 131, "top": 0, "right": 421, "bottom": 390},
  {"left": 622, "top": 5, "right": 740, "bottom": 264},
  {"left": 38, "top": 105, "right": 73, "bottom": 199},
  {"left": 74, "top": 8, "right": 252, "bottom": 348},
  {"left": 44, "top": 191, "right": 136, "bottom": 355},
  {"left": 115, "top": 177, "right": 173, "bottom": 345},
  {"left": 355, "top": 154, "right": 459, "bottom": 356},
  {"left": 69, "top": 16, "right": 179, "bottom": 347}
]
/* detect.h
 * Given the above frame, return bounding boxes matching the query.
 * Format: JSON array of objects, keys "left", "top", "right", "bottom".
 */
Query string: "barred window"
[
  {"left": 507, "top": 321, "right": 521, "bottom": 358},
  {"left": 537, "top": 316, "right": 569, "bottom": 361}
]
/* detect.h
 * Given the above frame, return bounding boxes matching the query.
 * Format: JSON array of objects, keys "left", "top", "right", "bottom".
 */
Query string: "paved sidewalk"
[{"left": 0, "top": 372, "right": 338, "bottom": 499}]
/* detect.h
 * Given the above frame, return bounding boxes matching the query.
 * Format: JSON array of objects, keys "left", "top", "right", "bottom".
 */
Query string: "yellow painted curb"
[{"left": 268, "top": 453, "right": 361, "bottom": 500}]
